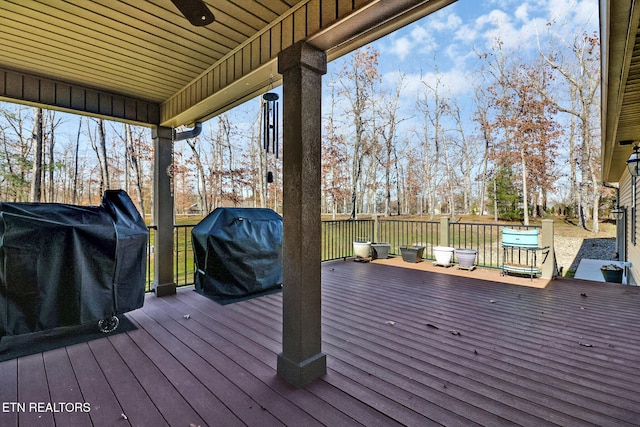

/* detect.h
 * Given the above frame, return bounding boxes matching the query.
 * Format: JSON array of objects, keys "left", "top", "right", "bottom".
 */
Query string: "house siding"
[{"left": 619, "top": 172, "right": 638, "bottom": 285}]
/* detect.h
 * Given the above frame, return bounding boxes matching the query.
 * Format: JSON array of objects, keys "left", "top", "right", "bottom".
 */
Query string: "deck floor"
[{"left": 1, "top": 260, "right": 640, "bottom": 426}]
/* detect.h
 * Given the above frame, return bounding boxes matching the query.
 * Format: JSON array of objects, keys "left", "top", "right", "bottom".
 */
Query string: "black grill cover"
[
  {"left": 192, "top": 208, "right": 282, "bottom": 301},
  {"left": 0, "top": 190, "right": 148, "bottom": 338}
]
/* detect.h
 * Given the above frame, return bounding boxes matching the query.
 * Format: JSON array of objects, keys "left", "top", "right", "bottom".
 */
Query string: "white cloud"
[
  {"left": 453, "top": 21, "right": 480, "bottom": 45},
  {"left": 386, "top": 27, "right": 437, "bottom": 61},
  {"left": 384, "top": 10, "right": 461, "bottom": 61},
  {"left": 388, "top": 68, "right": 476, "bottom": 101},
  {"left": 514, "top": 4, "right": 529, "bottom": 21},
  {"left": 389, "top": 37, "right": 413, "bottom": 61},
  {"left": 545, "top": 0, "right": 598, "bottom": 30},
  {"left": 429, "top": 10, "right": 463, "bottom": 31}
]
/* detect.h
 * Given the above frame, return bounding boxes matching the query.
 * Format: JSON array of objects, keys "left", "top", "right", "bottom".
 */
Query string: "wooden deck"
[{"left": 2, "top": 260, "right": 640, "bottom": 426}]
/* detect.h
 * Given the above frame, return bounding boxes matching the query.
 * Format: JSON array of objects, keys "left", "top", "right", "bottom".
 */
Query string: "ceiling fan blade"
[{"left": 170, "top": 0, "right": 215, "bottom": 26}]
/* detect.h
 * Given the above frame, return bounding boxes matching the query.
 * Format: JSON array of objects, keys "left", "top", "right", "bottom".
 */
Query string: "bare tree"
[
  {"left": 537, "top": 30, "right": 600, "bottom": 231},
  {"left": 88, "top": 118, "right": 110, "bottom": 195},
  {"left": 30, "top": 107, "right": 43, "bottom": 202},
  {"left": 450, "top": 103, "right": 473, "bottom": 214},
  {"left": 0, "top": 106, "right": 32, "bottom": 201},
  {"left": 337, "top": 46, "right": 380, "bottom": 219},
  {"left": 322, "top": 85, "right": 350, "bottom": 218},
  {"left": 418, "top": 69, "right": 449, "bottom": 217},
  {"left": 184, "top": 134, "right": 209, "bottom": 213},
  {"left": 125, "top": 123, "right": 146, "bottom": 215},
  {"left": 473, "top": 83, "right": 493, "bottom": 217},
  {"left": 378, "top": 74, "right": 407, "bottom": 216},
  {"left": 72, "top": 118, "right": 82, "bottom": 203}
]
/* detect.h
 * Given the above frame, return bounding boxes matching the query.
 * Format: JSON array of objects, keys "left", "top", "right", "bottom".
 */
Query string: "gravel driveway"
[{"left": 554, "top": 236, "right": 617, "bottom": 274}]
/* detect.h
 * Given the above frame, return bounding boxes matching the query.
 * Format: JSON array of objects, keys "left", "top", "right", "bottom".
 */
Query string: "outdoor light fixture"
[
  {"left": 627, "top": 145, "right": 640, "bottom": 177},
  {"left": 612, "top": 207, "right": 626, "bottom": 220}
]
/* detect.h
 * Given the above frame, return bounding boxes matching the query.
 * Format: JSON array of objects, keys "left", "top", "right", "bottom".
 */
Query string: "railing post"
[
  {"left": 440, "top": 216, "right": 450, "bottom": 246},
  {"left": 373, "top": 214, "right": 379, "bottom": 243},
  {"left": 541, "top": 219, "right": 556, "bottom": 279}
]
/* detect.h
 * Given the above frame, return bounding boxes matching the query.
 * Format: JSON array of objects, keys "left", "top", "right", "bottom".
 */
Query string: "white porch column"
[
  {"left": 152, "top": 126, "right": 176, "bottom": 296},
  {"left": 276, "top": 41, "right": 327, "bottom": 387}
]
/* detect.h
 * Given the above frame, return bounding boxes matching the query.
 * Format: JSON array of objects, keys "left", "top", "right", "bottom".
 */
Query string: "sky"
[
  {"left": 312, "top": 0, "right": 600, "bottom": 203},
  {"left": 369, "top": 0, "right": 599, "bottom": 99},
  {"left": 2, "top": 0, "right": 601, "bottom": 182}
]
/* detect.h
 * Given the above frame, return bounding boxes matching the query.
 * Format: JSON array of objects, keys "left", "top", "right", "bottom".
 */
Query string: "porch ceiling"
[
  {"left": 0, "top": 0, "right": 454, "bottom": 128},
  {"left": 601, "top": 0, "right": 640, "bottom": 182}
]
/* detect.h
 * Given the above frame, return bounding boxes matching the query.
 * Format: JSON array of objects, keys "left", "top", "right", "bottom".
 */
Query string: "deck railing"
[{"left": 145, "top": 219, "right": 542, "bottom": 291}]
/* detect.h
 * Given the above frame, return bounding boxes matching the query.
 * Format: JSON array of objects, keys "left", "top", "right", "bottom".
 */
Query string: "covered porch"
[
  {"left": 2, "top": 261, "right": 639, "bottom": 426},
  {"left": 0, "top": 0, "right": 456, "bottom": 387}
]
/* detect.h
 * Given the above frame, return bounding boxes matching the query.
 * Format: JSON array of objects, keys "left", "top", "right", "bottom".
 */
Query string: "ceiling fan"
[{"left": 170, "top": 0, "right": 215, "bottom": 26}]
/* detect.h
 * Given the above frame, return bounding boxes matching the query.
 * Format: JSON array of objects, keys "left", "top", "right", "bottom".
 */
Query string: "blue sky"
[{"left": 368, "top": 0, "right": 599, "bottom": 98}]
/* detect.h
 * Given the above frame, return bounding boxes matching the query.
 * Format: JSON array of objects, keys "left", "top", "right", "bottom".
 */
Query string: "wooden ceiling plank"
[
  {"left": 0, "top": 29, "right": 188, "bottom": 90},
  {"left": 217, "top": 0, "right": 272, "bottom": 30},
  {"left": 3, "top": 1, "right": 212, "bottom": 73},
  {"left": 86, "top": 0, "right": 234, "bottom": 55},
  {"left": 34, "top": 0, "right": 221, "bottom": 66},
  {"left": 252, "top": 0, "right": 292, "bottom": 16}
]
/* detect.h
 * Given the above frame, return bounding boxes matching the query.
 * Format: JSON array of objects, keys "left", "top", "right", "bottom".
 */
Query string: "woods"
[{"left": 0, "top": 23, "right": 606, "bottom": 228}]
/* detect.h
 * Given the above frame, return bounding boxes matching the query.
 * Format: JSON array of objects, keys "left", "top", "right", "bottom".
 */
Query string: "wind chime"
[{"left": 262, "top": 91, "right": 279, "bottom": 183}]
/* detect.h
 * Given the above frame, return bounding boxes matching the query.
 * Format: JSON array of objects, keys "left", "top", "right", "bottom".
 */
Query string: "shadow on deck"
[{"left": 1, "top": 259, "right": 639, "bottom": 426}]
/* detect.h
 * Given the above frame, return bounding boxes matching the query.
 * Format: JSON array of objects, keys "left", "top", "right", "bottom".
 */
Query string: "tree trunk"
[
  {"left": 520, "top": 147, "right": 529, "bottom": 226},
  {"left": 47, "top": 111, "right": 55, "bottom": 202},
  {"left": 30, "top": 107, "right": 43, "bottom": 202},
  {"left": 97, "top": 119, "right": 110, "bottom": 193},
  {"left": 185, "top": 137, "right": 208, "bottom": 213},
  {"left": 125, "top": 124, "right": 145, "bottom": 215},
  {"left": 73, "top": 119, "right": 81, "bottom": 204}
]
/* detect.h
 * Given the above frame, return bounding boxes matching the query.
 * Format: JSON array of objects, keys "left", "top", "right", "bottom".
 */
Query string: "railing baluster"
[{"left": 145, "top": 219, "right": 543, "bottom": 292}]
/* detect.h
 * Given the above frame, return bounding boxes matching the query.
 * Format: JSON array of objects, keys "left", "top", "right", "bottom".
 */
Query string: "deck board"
[
  {"left": 43, "top": 347, "right": 93, "bottom": 427},
  {"left": 0, "top": 260, "right": 640, "bottom": 426},
  {"left": 123, "top": 311, "right": 246, "bottom": 426},
  {"left": 140, "top": 296, "right": 321, "bottom": 427},
  {"left": 87, "top": 338, "right": 168, "bottom": 426},
  {"left": 156, "top": 295, "right": 363, "bottom": 426},
  {"left": 107, "top": 331, "right": 207, "bottom": 427},
  {"left": 17, "top": 354, "right": 55, "bottom": 426},
  {"left": 0, "top": 359, "right": 17, "bottom": 427},
  {"left": 322, "top": 269, "right": 640, "bottom": 392},
  {"left": 325, "top": 268, "right": 636, "bottom": 425},
  {"left": 66, "top": 343, "right": 127, "bottom": 426}
]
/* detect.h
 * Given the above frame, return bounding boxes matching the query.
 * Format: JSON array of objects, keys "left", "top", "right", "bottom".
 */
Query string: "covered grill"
[
  {"left": 192, "top": 208, "right": 282, "bottom": 303},
  {"left": 0, "top": 190, "right": 148, "bottom": 338}
]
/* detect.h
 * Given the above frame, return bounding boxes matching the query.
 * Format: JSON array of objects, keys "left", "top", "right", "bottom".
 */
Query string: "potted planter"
[
  {"left": 601, "top": 264, "right": 623, "bottom": 283},
  {"left": 455, "top": 248, "right": 477, "bottom": 270},
  {"left": 353, "top": 241, "right": 371, "bottom": 259},
  {"left": 399, "top": 245, "right": 425, "bottom": 263},
  {"left": 371, "top": 242, "right": 391, "bottom": 259},
  {"left": 433, "top": 246, "right": 455, "bottom": 267}
]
